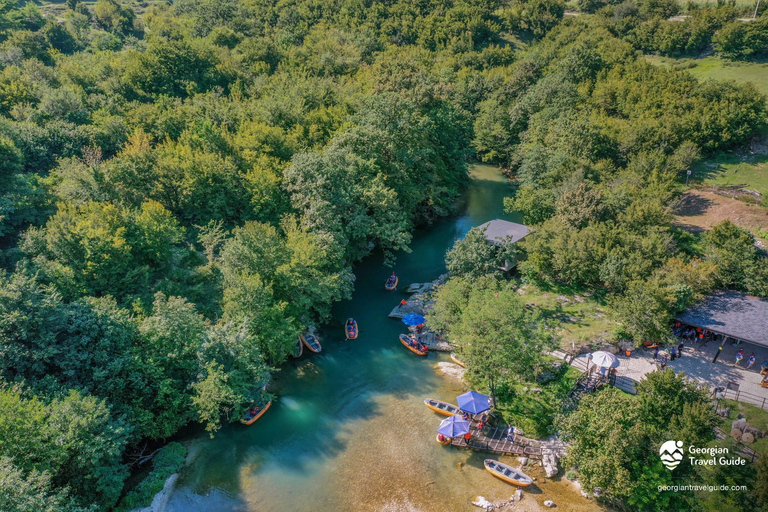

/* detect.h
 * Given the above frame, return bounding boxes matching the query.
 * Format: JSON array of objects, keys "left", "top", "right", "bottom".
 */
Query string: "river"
[{"left": 166, "top": 165, "right": 599, "bottom": 512}]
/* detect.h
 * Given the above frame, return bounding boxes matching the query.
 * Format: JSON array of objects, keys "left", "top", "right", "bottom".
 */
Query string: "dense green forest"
[{"left": 1, "top": 0, "right": 767, "bottom": 510}]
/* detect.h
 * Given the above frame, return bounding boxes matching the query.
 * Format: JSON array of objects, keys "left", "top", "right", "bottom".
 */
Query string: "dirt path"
[{"left": 673, "top": 189, "right": 768, "bottom": 237}]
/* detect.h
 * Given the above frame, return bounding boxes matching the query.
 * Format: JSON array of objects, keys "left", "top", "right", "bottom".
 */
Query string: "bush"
[
  {"left": 714, "top": 17, "right": 768, "bottom": 60},
  {"left": 114, "top": 442, "right": 187, "bottom": 512}
]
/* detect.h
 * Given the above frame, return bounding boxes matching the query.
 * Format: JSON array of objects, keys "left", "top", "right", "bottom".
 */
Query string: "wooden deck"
[{"left": 450, "top": 424, "right": 542, "bottom": 458}]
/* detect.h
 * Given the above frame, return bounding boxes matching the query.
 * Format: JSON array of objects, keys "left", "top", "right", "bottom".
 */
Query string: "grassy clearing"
[
  {"left": 495, "top": 363, "right": 582, "bottom": 438},
  {"left": 645, "top": 55, "right": 768, "bottom": 96},
  {"left": 515, "top": 283, "right": 617, "bottom": 351},
  {"left": 691, "top": 152, "right": 768, "bottom": 198},
  {"left": 682, "top": 0, "right": 758, "bottom": 8},
  {"left": 717, "top": 399, "right": 768, "bottom": 457}
]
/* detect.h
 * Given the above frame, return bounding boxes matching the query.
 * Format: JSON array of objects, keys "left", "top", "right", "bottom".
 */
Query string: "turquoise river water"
[{"left": 166, "top": 165, "right": 599, "bottom": 512}]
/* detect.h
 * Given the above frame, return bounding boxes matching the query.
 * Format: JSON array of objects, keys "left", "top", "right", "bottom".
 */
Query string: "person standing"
[
  {"left": 660, "top": 356, "right": 668, "bottom": 370},
  {"left": 735, "top": 348, "right": 745, "bottom": 366},
  {"left": 399, "top": 299, "right": 407, "bottom": 309},
  {"left": 653, "top": 346, "right": 659, "bottom": 360},
  {"left": 747, "top": 353, "right": 756, "bottom": 369},
  {"left": 677, "top": 341, "right": 684, "bottom": 358},
  {"left": 670, "top": 347, "right": 677, "bottom": 361},
  {"left": 506, "top": 425, "right": 515, "bottom": 441}
]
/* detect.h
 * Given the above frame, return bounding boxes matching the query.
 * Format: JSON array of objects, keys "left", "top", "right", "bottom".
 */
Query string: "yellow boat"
[
  {"left": 484, "top": 459, "right": 533, "bottom": 487},
  {"left": 423, "top": 398, "right": 461, "bottom": 416},
  {"left": 240, "top": 401, "right": 272, "bottom": 425},
  {"left": 450, "top": 353, "right": 465, "bottom": 367},
  {"left": 436, "top": 433, "right": 451, "bottom": 445}
]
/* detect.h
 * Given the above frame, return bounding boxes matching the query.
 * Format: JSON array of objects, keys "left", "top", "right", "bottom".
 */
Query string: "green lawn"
[
  {"left": 495, "top": 363, "right": 582, "bottom": 438},
  {"left": 717, "top": 399, "right": 768, "bottom": 458},
  {"left": 645, "top": 55, "right": 768, "bottom": 96},
  {"left": 691, "top": 152, "right": 768, "bottom": 198},
  {"left": 516, "top": 283, "right": 617, "bottom": 351}
]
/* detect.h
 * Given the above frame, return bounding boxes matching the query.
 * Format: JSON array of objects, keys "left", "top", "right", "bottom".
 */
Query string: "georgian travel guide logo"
[
  {"left": 659, "top": 441, "right": 746, "bottom": 471},
  {"left": 659, "top": 440, "right": 685, "bottom": 470}
]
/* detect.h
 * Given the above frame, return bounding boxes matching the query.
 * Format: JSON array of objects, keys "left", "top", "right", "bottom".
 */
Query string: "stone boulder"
[
  {"left": 472, "top": 496, "right": 494, "bottom": 511},
  {"left": 544, "top": 500, "right": 556, "bottom": 508},
  {"left": 732, "top": 418, "right": 748, "bottom": 432},
  {"left": 543, "top": 453, "right": 559, "bottom": 478}
]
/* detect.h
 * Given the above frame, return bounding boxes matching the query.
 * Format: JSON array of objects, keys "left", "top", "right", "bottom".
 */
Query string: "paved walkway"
[{"left": 555, "top": 339, "right": 768, "bottom": 407}]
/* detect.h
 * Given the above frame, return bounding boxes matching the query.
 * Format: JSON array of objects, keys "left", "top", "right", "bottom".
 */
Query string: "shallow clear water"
[{"left": 166, "top": 165, "right": 598, "bottom": 512}]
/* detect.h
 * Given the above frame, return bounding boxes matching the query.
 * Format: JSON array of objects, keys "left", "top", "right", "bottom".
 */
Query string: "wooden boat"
[
  {"left": 450, "top": 353, "right": 465, "bottom": 367},
  {"left": 423, "top": 398, "right": 461, "bottom": 416},
  {"left": 240, "top": 400, "right": 272, "bottom": 425},
  {"left": 345, "top": 318, "right": 358, "bottom": 340},
  {"left": 300, "top": 333, "right": 322, "bottom": 353},
  {"left": 484, "top": 459, "right": 533, "bottom": 487},
  {"left": 292, "top": 338, "right": 304, "bottom": 358},
  {"left": 385, "top": 274, "right": 398, "bottom": 291},
  {"left": 400, "top": 334, "right": 428, "bottom": 356},
  {"left": 436, "top": 433, "right": 451, "bottom": 445}
]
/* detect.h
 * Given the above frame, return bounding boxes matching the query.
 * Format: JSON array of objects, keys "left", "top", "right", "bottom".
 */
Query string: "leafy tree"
[
  {"left": 429, "top": 279, "right": 556, "bottom": 398},
  {"left": 559, "top": 369, "right": 716, "bottom": 510},
  {"left": 0, "top": 457, "right": 93, "bottom": 512},
  {"left": 0, "top": 386, "right": 128, "bottom": 510},
  {"left": 714, "top": 16, "right": 768, "bottom": 60},
  {"left": 93, "top": 0, "right": 135, "bottom": 36}
]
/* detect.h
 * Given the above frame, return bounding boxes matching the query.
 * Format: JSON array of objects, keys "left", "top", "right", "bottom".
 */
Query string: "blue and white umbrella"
[
  {"left": 401, "top": 314, "right": 426, "bottom": 326},
  {"left": 437, "top": 415, "right": 471, "bottom": 438},
  {"left": 457, "top": 391, "right": 490, "bottom": 415}
]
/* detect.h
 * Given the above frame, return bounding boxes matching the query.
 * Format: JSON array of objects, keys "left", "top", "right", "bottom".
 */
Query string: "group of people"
[
  {"left": 653, "top": 340, "right": 686, "bottom": 370},
  {"left": 675, "top": 324, "right": 714, "bottom": 343}
]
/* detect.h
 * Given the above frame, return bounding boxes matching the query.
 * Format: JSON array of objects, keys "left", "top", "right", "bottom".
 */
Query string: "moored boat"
[
  {"left": 300, "top": 333, "right": 322, "bottom": 353},
  {"left": 400, "top": 333, "right": 428, "bottom": 356},
  {"left": 385, "top": 273, "right": 398, "bottom": 291},
  {"left": 423, "top": 398, "right": 461, "bottom": 416},
  {"left": 240, "top": 400, "right": 272, "bottom": 425},
  {"left": 450, "top": 353, "right": 465, "bottom": 367},
  {"left": 345, "top": 318, "right": 358, "bottom": 340},
  {"left": 292, "top": 338, "right": 304, "bottom": 358},
  {"left": 483, "top": 459, "right": 533, "bottom": 487},
  {"left": 436, "top": 433, "right": 451, "bottom": 445}
]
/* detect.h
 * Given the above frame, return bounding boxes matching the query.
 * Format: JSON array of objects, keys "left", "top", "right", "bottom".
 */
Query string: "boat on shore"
[
  {"left": 292, "top": 338, "right": 304, "bottom": 358},
  {"left": 240, "top": 401, "right": 272, "bottom": 425},
  {"left": 436, "top": 433, "right": 451, "bottom": 445},
  {"left": 400, "top": 334, "right": 428, "bottom": 356},
  {"left": 300, "top": 333, "right": 322, "bottom": 353},
  {"left": 423, "top": 398, "right": 461, "bottom": 416},
  {"left": 484, "top": 459, "right": 533, "bottom": 487},
  {"left": 385, "top": 273, "right": 398, "bottom": 291},
  {"left": 346, "top": 318, "right": 358, "bottom": 339},
  {"left": 450, "top": 353, "right": 465, "bottom": 367}
]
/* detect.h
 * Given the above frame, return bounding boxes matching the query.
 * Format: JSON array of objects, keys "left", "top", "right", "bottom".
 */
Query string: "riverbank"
[{"left": 159, "top": 165, "right": 600, "bottom": 512}]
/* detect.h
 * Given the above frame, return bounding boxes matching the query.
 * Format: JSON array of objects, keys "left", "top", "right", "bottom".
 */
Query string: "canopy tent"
[
  {"left": 457, "top": 391, "right": 490, "bottom": 415},
  {"left": 401, "top": 314, "right": 426, "bottom": 326},
  {"left": 589, "top": 351, "right": 619, "bottom": 368},
  {"left": 437, "top": 415, "right": 471, "bottom": 438}
]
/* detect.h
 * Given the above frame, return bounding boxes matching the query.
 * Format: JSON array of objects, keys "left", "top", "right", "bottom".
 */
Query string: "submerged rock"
[{"left": 434, "top": 362, "right": 465, "bottom": 381}]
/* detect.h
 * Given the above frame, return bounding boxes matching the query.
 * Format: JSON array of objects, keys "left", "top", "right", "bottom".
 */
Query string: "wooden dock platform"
[{"left": 450, "top": 424, "right": 542, "bottom": 458}]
